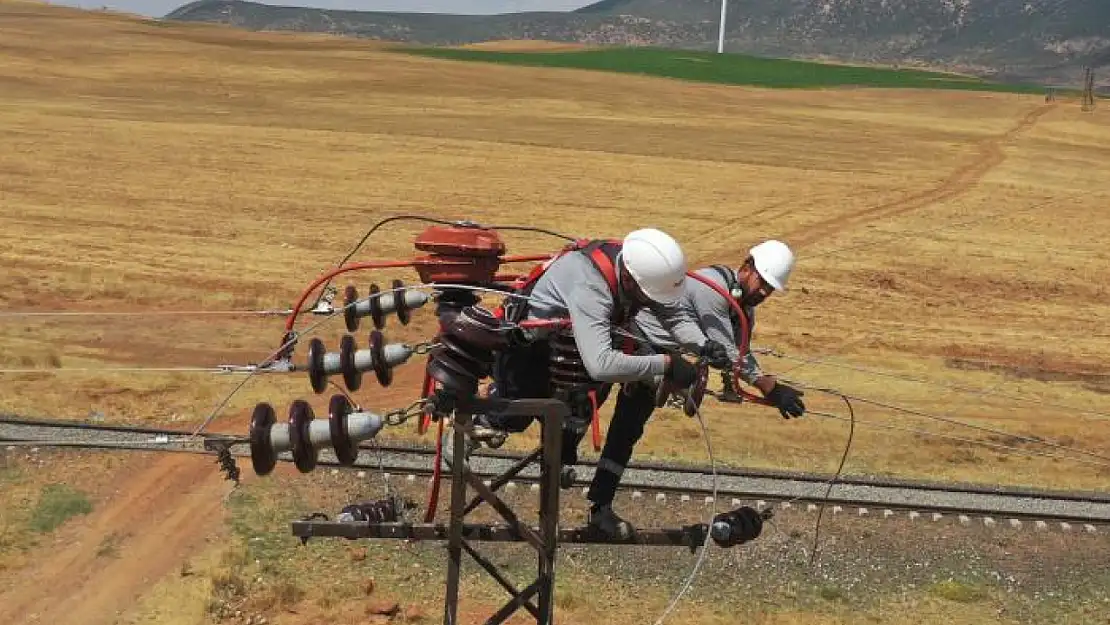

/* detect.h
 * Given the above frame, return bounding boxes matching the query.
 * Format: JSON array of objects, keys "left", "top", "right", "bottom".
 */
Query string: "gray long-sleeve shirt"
[
  {"left": 631, "top": 266, "right": 764, "bottom": 385},
  {"left": 520, "top": 250, "right": 706, "bottom": 383}
]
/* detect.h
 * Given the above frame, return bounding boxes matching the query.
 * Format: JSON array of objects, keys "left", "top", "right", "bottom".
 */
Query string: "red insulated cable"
[
  {"left": 518, "top": 318, "right": 572, "bottom": 330},
  {"left": 284, "top": 260, "right": 416, "bottom": 332},
  {"left": 685, "top": 270, "right": 752, "bottom": 359},
  {"left": 424, "top": 417, "right": 445, "bottom": 523}
]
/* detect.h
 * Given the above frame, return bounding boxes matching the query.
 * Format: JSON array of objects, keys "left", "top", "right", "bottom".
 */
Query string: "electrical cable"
[
  {"left": 807, "top": 408, "right": 1110, "bottom": 471},
  {"left": 484, "top": 224, "right": 577, "bottom": 242},
  {"left": 327, "top": 379, "right": 360, "bottom": 408},
  {"left": 805, "top": 394, "right": 855, "bottom": 567},
  {"left": 0, "top": 440, "right": 218, "bottom": 453},
  {"left": 0, "top": 309, "right": 293, "bottom": 318},
  {"left": 779, "top": 378, "right": 1110, "bottom": 466},
  {"left": 308, "top": 214, "right": 459, "bottom": 311},
  {"left": 308, "top": 214, "right": 575, "bottom": 312},
  {"left": 764, "top": 348, "right": 1110, "bottom": 421},
  {"left": 0, "top": 366, "right": 238, "bottom": 374},
  {"left": 651, "top": 390, "right": 718, "bottom": 625},
  {"left": 711, "top": 385, "right": 856, "bottom": 568}
]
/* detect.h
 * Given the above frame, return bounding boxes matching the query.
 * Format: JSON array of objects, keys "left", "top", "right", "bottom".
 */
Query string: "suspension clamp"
[
  {"left": 217, "top": 359, "right": 296, "bottom": 374},
  {"left": 310, "top": 285, "right": 339, "bottom": 316}
]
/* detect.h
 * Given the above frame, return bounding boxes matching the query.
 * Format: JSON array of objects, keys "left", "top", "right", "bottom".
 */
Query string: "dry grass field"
[{"left": 1, "top": 2, "right": 1109, "bottom": 624}]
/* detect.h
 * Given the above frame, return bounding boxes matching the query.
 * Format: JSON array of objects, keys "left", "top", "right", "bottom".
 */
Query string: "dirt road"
[
  {"left": 786, "top": 102, "right": 1058, "bottom": 248},
  {"left": 0, "top": 452, "right": 235, "bottom": 625}
]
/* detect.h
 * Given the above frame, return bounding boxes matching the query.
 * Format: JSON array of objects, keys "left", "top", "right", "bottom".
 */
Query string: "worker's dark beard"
[{"left": 737, "top": 284, "right": 767, "bottom": 308}]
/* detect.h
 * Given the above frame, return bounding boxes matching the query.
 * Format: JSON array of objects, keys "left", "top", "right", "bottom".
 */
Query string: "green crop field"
[{"left": 398, "top": 46, "right": 1047, "bottom": 93}]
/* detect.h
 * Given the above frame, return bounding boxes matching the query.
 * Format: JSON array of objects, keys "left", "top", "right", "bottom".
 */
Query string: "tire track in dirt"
[
  {"left": 0, "top": 453, "right": 235, "bottom": 625},
  {"left": 785, "top": 102, "right": 1057, "bottom": 250}
]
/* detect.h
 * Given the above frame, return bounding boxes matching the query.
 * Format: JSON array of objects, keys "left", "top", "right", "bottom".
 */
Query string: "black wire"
[
  {"left": 807, "top": 394, "right": 856, "bottom": 568},
  {"left": 327, "top": 380, "right": 361, "bottom": 410},
  {"left": 484, "top": 224, "right": 577, "bottom": 242},
  {"left": 310, "top": 214, "right": 459, "bottom": 309},
  {"left": 310, "top": 216, "right": 577, "bottom": 310}
]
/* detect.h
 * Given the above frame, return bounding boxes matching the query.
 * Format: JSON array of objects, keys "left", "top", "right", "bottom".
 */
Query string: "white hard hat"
[
  {"left": 621, "top": 228, "right": 688, "bottom": 305},
  {"left": 749, "top": 239, "right": 795, "bottom": 292}
]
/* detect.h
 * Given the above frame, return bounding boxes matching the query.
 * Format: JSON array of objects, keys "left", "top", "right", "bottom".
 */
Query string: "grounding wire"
[
  {"left": 0, "top": 366, "right": 236, "bottom": 374},
  {"left": 763, "top": 348, "right": 1110, "bottom": 421},
  {"left": 0, "top": 309, "right": 294, "bottom": 318},
  {"left": 806, "top": 409, "right": 1110, "bottom": 471},
  {"left": 804, "top": 394, "right": 856, "bottom": 567},
  {"left": 651, "top": 387, "right": 719, "bottom": 625},
  {"left": 778, "top": 377, "right": 1110, "bottom": 467},
  {"left": 483, "top": 224, "right": 578, "bottom": 242}
]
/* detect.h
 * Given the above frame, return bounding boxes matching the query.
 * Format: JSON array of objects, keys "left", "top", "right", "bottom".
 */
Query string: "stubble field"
[{"left": 1, "top": 2, "right": 1109, "bottom": 624}]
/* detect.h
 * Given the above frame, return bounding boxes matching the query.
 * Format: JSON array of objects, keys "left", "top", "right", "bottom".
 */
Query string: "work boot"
[{"left": 587, "top": 503, "right": 634, "bottom": 541}]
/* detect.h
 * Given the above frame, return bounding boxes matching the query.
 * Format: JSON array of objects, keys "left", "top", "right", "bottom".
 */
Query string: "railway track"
[{"left": 3, "top": 416, "right": 1109, "bottom": 531}]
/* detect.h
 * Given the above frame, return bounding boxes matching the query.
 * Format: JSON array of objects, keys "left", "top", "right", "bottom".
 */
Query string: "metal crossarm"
[
  {"left": 290, "top": 520, "right": 715, "bottom": 549},
  {"left": 287, "top": 394, "right": 747, "bottom": 624}
]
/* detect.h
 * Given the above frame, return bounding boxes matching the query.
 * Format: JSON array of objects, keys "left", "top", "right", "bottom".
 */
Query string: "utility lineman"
[
  {"left": 467, "top": 229, "right": 717, "bottom": 537},
  {"left": 585, "top": 239, "right": 807, "bottom": 538}
]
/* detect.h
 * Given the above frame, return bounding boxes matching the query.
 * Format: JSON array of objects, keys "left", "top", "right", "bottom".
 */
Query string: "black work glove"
[
  {"left": 664, "top": 354, "right": 699, "bottom": 389},
  {"left": 764, "top": 383, "right": 806, "bottom": 419},
  {"left": 698, "top": 340, "right": 731, "bottom": 370}
]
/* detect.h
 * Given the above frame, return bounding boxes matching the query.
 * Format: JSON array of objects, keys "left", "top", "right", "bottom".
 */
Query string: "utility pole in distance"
[
  {"left": 717, "top": 0, "right": 728, "bottom": 54},
  {"left": 1081, "top": 67, "right": 1096, "bottom": 111}
]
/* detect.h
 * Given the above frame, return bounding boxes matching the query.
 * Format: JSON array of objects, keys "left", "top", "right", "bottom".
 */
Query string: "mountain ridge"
[{"left": 164, "top": 0, "right": 1110, "bottom": 86}]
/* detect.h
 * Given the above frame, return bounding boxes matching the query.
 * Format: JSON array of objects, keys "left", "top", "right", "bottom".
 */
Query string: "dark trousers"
[
  {"left": 486, "top": 339, "right": 613, "bottom": 466},
  {"left": 585, "top": 380, "right": 657, "bottom": 507}
]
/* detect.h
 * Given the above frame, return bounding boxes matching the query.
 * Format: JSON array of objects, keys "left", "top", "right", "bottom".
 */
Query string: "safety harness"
[
  {"left": 496, "top": 238, "right": 630, "bottom": 325},
  {"left": 494, "top": 238, "right": 639, "bottom": 451},
  {"left": 707, "top": 264, "right": 753, "bottom": 357}
]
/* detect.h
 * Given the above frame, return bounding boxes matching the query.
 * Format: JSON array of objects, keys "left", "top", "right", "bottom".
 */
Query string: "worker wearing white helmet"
[
  {"left": 584, "top": 239, "right": 806, "bottom": 539},
  {"left": 470, "top": 228, "right": 707, "bottom": 469}
]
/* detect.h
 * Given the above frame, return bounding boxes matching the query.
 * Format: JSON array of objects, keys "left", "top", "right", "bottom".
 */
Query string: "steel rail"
[
  {"left": 3, "top": 416, "right": 1109, "bottom": 507},
  {"left": 3, "top": 425, "right": 1109, "bottom": 529}
]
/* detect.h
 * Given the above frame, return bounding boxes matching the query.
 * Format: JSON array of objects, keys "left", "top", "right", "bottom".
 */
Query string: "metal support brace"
[
  {"left": 294, "top": 395, "right": 569, "bottom": 625},
  {"left": 288, "top": 394, "right": 731, "bottom": 624}
]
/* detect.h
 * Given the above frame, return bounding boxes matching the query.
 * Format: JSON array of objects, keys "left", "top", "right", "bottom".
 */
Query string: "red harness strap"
[
  {"left": 492, "top": 238, "right": 634, "bottom": 452},
  {"left": 685, "top": 270, "right": 767, "bottom": 404},
  {"left": 579, "top": 240, "right": 635, "bottom": 450}
]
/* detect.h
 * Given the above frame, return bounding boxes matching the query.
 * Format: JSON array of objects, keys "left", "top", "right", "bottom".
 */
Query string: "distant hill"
[{"left": 165, "top": 0, "right": 1110, "bottom": 86}]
